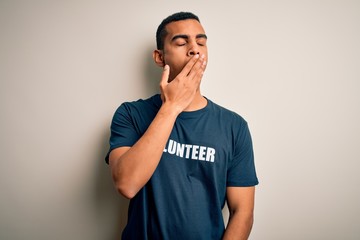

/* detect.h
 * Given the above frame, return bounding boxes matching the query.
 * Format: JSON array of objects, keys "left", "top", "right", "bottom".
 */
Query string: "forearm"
[
  {"left": 110, "top": 103, "right": 179, "bottom": 198},
  {"left": 222, "top": 211, "right": 254, "bottom": 240}
]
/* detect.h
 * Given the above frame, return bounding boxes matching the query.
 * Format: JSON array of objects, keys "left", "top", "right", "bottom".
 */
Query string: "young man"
[{"left": 106, "top": 12, "right": 258, "bottom": 240}]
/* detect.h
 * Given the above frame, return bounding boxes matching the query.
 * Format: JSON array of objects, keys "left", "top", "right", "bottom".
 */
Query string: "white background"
[{"left": 1, "top": 0, "right": 359, "bottom": 239}]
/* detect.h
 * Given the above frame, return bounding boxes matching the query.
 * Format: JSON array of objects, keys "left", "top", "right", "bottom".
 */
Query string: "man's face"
[{"left": 162, "top": 19, "right": 208, "bottom": 81}]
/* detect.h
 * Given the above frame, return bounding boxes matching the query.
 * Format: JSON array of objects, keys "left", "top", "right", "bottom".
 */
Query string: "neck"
[{"left": 183, "top": 92, "right": 207, "bottom": 112}]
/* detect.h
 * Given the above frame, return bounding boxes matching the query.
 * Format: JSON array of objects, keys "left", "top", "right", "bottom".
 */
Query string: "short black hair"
[{"left": 156, "top": 12, "right": 200, "bottom": 50}]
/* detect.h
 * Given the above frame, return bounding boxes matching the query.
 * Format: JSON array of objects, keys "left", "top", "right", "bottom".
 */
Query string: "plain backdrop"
[{"left": 1, "top": 0, "right": 359, "bottom": 239}]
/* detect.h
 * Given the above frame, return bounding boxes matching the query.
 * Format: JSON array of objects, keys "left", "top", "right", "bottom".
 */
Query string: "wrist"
[{"left": 159, "top": 102, "right": 182, "bottom": 118}]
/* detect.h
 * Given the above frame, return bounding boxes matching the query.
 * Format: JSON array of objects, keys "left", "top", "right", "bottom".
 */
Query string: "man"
[{"left": 106, "top": 12, "right": 258, "bottom": 240}]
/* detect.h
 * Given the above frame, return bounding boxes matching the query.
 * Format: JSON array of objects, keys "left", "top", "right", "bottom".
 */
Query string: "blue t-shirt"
[{"left": 106, "top": 94, "right": 258, "bottom": 240}]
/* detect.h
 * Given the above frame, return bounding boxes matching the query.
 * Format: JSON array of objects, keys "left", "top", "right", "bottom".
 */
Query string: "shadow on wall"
[
  {"left": 94, "top": 128, "right": 129, "bottom": 239},
  {"left": 143, "top": 45, "right": 162, "bottom": 95},
  {"left": 94, "top": 45, "right": 162, "bottom": 239}
]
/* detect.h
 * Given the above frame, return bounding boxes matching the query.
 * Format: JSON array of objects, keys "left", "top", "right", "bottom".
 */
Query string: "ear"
[{"left": 153, "top": 50, "right": 165, "bottom": 67}]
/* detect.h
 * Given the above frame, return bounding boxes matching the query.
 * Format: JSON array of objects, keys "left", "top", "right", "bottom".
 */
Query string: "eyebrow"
[{"left": 171, "top": 34, "right": 208, "bottom": 42}]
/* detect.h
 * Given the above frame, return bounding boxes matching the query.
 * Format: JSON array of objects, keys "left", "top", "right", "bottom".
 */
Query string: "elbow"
[
  {"left": 110, "top": 161, "right": 141, "bottom": 199},
  {"left": 115, "top": 181, "right": 138, "bottom": 199},
  {"left": 117, "top": 186, "right": 137, "bottom": 199},
  {"left": 110, "top": 167, "right": 138, "bottom": 199}
]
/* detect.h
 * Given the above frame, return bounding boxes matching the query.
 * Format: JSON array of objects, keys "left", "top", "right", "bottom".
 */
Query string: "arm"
[
  {"left": 222, "top": 186, "right": 256, "bottom": 240},
  {"left": 109, "top": 54, "right": 206, "bottom": 199}
]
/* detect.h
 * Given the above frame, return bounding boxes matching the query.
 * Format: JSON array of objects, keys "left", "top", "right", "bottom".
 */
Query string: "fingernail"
[
  {"left": 195, "top": 54, "right": 200, "bottom": 58},
  {"left": 201, "top": 54, "right": 205, "bottom": 59},
  {"left": 203, "top": 61, "right": 207, "bottom": 66},
  {"left": 164, "top": 65, "right": 169, "bottom": 70}
]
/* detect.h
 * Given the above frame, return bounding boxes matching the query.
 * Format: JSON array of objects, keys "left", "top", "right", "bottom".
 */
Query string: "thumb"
[
  {"left": 159, "top": 65, "right": 170, "bottom": 103},
  {"left": 160, "top": 65, "right": 170, "bottom": 87}
]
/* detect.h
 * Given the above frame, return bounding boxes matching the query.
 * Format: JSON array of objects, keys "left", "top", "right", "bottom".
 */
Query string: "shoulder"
[
  {"left": 110, "top": 94, "right": 162, "bottom": 137},
  {"left": 115, "top": 94, "right": 162, "bottom": 115},
  {"left": 207, "top": 98, "right": 248, "bottom": 127},
  {"left": 119, "top": 94, "right": 161, "bottom": 110}
]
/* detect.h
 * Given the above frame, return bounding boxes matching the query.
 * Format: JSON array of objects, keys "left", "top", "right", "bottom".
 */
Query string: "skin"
[{"left": 109, "top": 19, "right": 255, "bottom": 240}]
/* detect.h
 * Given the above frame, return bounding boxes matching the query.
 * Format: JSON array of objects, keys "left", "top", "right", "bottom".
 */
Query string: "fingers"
[
  {"left": 187, "top": 54, "right": 206, "bottom": 80},
  {"left": 182, "top": 55, "right": 206, "bottom": 88},
  {"left": 179, "top": 54, "right": 204, "bottom": 77}
]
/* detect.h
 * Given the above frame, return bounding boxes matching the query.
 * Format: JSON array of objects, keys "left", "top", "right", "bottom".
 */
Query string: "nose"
[
  {"left": 187, "top": 49, "right": 200, "bottom": 56},
  {"left": 187, "top": 43, "right": 200, "bottom": 56}
]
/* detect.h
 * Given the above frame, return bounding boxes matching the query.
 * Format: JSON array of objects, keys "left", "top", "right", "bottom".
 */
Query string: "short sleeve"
[
  {"left": 227, "top": 122, "right": 259, "bottom": 187},
  {"left": 105, "top": 103, "right": 140, "bottom": 163}
]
